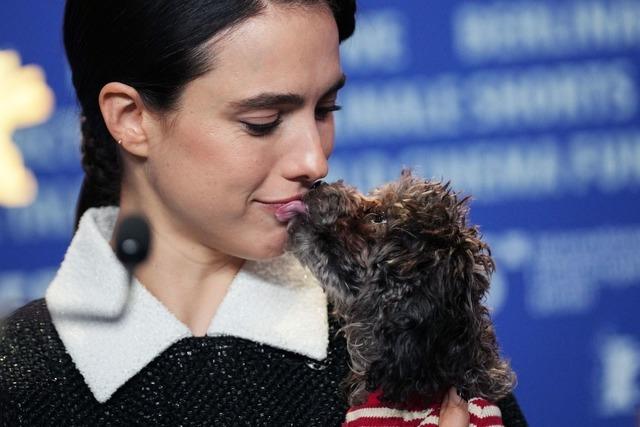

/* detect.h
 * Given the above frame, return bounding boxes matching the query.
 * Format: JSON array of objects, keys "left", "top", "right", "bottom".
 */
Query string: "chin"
[{"left": 244, "top": 231, "right": 288, "bottom": 260}]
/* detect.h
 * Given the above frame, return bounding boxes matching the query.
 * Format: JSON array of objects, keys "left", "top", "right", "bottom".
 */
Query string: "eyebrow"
[{"left": 229, "top": 73, "right": 347, "bottom": 111}]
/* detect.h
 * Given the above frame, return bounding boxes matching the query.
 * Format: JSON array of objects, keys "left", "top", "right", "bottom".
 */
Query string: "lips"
[{"left": 274, "top": 200, "right": 307, "bottom": 222}]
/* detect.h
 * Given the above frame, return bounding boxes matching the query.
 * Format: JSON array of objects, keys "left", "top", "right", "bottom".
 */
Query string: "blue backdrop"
[{"left": 1, "top": 1, "right": 639, "bottom": 425}]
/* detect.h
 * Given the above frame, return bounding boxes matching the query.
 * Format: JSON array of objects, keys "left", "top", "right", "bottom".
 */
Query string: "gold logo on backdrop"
[{"left": 0, "top": 50, "right": 55, "bottom": 207}]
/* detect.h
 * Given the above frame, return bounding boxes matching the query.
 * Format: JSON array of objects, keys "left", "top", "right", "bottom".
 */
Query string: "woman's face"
[{"left": 141, "top": 4, "right": 343, "bottom": 260}]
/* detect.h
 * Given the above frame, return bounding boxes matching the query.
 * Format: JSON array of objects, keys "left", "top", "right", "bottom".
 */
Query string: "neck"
[
  {"left": 137, "top": 239, "right": 244, "bottom": 336},
  {"left": 113, "top": 194, "right": 244, "bottom": 337}
]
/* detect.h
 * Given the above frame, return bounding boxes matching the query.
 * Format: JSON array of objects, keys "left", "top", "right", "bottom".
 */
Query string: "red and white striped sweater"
[{"left": 342, "top": 390, "right": 504, "bottom": 427}]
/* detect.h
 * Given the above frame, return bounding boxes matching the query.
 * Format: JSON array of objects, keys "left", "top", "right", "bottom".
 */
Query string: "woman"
[{"left": 0, "top": 1, "right": 526, "bottom": 425}]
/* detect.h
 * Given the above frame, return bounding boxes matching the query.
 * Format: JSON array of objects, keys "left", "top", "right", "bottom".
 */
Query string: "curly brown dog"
[{"left": 287, "top": 170, "right": 515, "bottom": 410}]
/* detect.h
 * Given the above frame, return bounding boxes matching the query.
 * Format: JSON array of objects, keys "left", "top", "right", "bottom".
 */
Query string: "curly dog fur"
[{"left": 287, "top": 170, "right": 515, "bottom": 407}]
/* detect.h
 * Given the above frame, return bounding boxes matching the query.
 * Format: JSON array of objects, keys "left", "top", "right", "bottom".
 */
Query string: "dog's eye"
[{"left": 369, "top": 213, "right": 387, "bottom": 224}]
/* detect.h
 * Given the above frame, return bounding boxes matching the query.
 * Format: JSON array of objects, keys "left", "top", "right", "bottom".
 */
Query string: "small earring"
[{"left": 117, "top": 139, "right": 123, "bottom": 145}]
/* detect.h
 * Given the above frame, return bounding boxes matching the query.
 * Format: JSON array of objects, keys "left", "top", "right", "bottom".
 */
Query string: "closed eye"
[{"left": 241, "top": 117, "right": 283, "bottom": 136}]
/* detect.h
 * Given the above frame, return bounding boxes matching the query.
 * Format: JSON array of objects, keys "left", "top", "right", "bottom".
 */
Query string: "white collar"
[{"left": 45, "top": 206, "right": 328, "bottom": 403}]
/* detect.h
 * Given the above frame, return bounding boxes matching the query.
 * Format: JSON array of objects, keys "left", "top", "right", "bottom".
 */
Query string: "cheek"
[
  {"left": 163, "top": 125, "right": 266, "bottom": 186},
  {"left": 147, "top": 129, "right": 243, "bottom": 210}
]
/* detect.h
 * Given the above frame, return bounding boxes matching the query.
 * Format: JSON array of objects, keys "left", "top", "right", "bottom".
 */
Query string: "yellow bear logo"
[{"left": 0, "top": 50, "right": 55, "bottom": 207}]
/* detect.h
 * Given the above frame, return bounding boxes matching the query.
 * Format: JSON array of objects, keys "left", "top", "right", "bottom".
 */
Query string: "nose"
[{"left": 283, "top": 119, "right": 331, "bottom": 184}]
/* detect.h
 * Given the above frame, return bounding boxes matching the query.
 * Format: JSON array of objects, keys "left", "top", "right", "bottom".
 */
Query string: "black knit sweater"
[
  {"left": 0, "top": 299, "right": 527, "bottom": 426},
  {"left": 0, "top": 299, "right": 350, "bottom": 426}
]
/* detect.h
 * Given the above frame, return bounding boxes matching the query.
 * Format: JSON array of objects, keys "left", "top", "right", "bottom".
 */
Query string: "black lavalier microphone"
[
  {"left": 115, "top": 215, "right": 151, "bottom": 271},
  {"left": 58, "top": 214, "right": 151, "bottom": 322},
  {"left": 111, "top": 214, "right": 151, "bottom": 314}
]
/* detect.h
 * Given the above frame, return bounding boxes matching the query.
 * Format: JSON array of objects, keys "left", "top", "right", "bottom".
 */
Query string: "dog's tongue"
[{"left": 275, "top": 200, "right": 307, "bottom": 222}]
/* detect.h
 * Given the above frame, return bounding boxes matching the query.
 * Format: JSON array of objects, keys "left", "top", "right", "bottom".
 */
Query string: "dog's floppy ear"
[
  {"left": 365, "top": 201, "right": 513, "bottom": 404},
  {"left": 366, "top": 252, "right": 489, "bottom": 404},
  {"left": 430, "top": 233, "right": 515, "bottom": 401}
]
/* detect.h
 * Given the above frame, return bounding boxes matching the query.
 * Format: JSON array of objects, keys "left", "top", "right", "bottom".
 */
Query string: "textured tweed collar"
[{"left": 45, "top": 206, "right": 328, "bottom": 403}]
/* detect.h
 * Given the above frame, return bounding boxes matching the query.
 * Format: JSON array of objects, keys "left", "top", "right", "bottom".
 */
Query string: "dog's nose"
[{"left": 311, "top": 180, "right": 326, "bottom": 190}]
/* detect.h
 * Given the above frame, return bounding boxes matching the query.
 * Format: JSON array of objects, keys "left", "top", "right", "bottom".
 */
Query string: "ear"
[{"left": 98, "top": 82, "right": 150, "bottom": 158}]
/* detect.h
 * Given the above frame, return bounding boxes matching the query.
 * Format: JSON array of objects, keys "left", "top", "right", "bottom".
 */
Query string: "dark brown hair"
[{"left": 64, "top": 0, "right": 356, "bottom": 228}]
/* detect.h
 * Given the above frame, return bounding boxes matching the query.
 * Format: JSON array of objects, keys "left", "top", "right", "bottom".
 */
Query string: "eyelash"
[
  {"left": 316, "top": 104, "right": 342, "bottom": 121},
  {"left": 242, "top": 105, "right": 342, "bottom": 137},
  {"left": 242, "top": 118, "right": 283, "bottom": 136}
]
